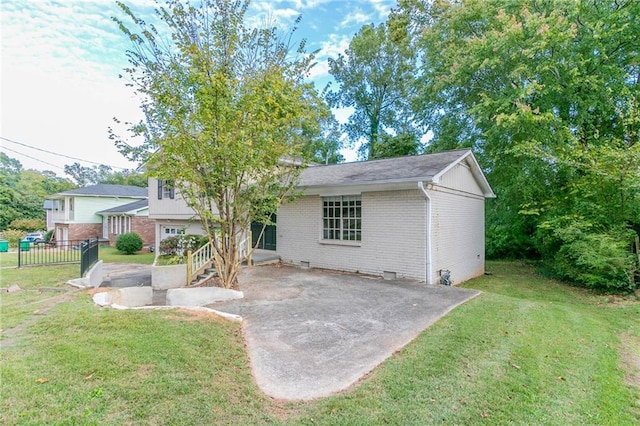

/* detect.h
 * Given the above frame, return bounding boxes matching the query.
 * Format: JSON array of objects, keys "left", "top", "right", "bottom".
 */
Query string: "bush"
[
  {"left": 0, "top": 229, "right": 25, "bottom": 247},
  {"left": 44, "top": 229, "right": 54, "bottom": 242},
  {"left": 159, "top": 234, "right": 208, "bottom": 256},
  {"left": 9, "top": 218, "right": 45, "bottom": 232},
  {"left": 538, "top": 218, "right": 637, "bottom": 292},
  {"left": 115, "top": 232, "right": 143, "bottom": 255}
]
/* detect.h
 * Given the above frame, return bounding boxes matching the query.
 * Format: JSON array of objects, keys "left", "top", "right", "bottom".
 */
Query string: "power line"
[
  {"left": 0, "top": 135, "right": 130, "bottom": 170},
  {"left": 0, "top": 145, "right": 65, "bottom": 170}
]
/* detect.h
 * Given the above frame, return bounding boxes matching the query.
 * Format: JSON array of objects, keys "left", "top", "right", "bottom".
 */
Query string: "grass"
[
  {"left": 98, "top": 246, "right": 155, "bottom": 265},
  {"left": 1, "top": 261, "right": 638, "bottom": 424}
]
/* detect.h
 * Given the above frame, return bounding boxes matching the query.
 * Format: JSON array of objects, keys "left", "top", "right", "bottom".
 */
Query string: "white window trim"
[{"left": 321, "top": 195, "right": 362, "bottom": 243}]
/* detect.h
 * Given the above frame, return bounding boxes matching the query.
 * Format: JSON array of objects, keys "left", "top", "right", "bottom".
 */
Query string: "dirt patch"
[
  {"left": 86, "top": 287, "right": 111, "bottom": 296},
  {"left": 1, "top": 290, "right": 80, "bottom": 350},
  {"left": 162, "top": 308, "right": 229, "bottom": 323},
  {"left": 136, "top": 363, "right": 155, "bottom": 378},
  {"left": 620, "top": 332, "right": 640, "bottom": 388}
]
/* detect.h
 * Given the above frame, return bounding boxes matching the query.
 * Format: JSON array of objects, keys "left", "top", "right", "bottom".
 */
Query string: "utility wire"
[
  {"left": 0, "top": 145, "right": 65, "bottom": 170},
  {"left": 0, "top": 135, "right": 130, "bottom": 170}
]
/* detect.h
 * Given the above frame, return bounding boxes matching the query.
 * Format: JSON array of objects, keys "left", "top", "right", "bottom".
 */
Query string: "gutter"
[{"left": 418, "top": 181, "right": 433, "bottom": 285}]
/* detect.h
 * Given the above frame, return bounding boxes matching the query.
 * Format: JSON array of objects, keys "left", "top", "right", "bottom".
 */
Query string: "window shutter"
[{"left": 158, "top": 180, "right": 163, "bottom": 200}]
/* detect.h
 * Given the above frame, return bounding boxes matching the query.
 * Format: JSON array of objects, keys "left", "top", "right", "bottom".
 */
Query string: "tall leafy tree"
[
  {"left": 63, "top": 163, "right": 146, "bottom": 187},
  {"left": 113, "top": 0, "right": 321, "bottom": 288},
  {"left": 0, "top": 153, "right": 74, "bottom": 230},
  {"left": 327, "top": 22, "right": 419, "bottom": 159},
  {"left": 396, "top": 0, "right": 640, "bottom": 289},
  {"left": 302, "top": 106, "right": 345, "bottom": 165}
]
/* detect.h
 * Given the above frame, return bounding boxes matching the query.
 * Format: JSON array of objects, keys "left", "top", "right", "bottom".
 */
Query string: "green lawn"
[
  {"left": 1, "top": 261, "right": 638, "bottom": 424},
  {"left": 98, "top": 246, "right": 155, "bottom": 265}
]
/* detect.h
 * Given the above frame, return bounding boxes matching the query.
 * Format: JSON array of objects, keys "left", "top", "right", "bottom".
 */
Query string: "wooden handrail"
[{"left": 187, "top": 241, "right": 213, "bottom": 285}]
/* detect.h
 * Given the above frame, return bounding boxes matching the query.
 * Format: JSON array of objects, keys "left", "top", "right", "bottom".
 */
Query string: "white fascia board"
[
  {"left": 432, "top": 151, "right": 496, "bottom": 198},
  {"left": 301, "top": 181, "right": 423, "bottom": 196}
]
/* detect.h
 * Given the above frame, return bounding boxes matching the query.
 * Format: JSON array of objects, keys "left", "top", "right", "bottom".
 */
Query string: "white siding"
[
  {"left": 438, "top": 161, "right": 485, "bottom": 196},
  {"left": 148, "top": 177, "right": 199, "bottom": 220},
  {"left": 277, "top": 190, "right": 427, "bottom": 280}
]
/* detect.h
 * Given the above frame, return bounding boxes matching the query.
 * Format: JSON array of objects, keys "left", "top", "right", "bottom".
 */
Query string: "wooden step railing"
[
  {"left": 186, "top": 231, "right": 253, "bottom": 285},
  {"left": 187, "top": 241, "right": 213, "bottom": 285}
]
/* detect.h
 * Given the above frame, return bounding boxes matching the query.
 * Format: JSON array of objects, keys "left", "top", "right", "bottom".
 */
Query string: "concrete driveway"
[
  {"left": 210, "top": 265, "right": 481, "bottom": 400},
  {"left": 100, "top": 263, "right": 152, "bottom": 287}
]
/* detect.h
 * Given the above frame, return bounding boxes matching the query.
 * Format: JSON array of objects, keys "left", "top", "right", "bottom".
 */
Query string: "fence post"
[
  {"left": 247, "top": 230, "right": 253, "bottom": 266},
  {"left": 17, "top": 241, "right": 21, "bottom": 268},
  {"left": 186, "top": 249, "right": 193, "bottom": 285}
]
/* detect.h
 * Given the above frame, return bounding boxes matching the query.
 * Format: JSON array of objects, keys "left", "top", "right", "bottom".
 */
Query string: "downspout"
[{"left": 418, "top": 182, "right": 432, "bottom": 285}]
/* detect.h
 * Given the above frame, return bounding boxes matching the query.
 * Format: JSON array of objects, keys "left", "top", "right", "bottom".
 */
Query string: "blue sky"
[{"left": 1, "top": 0, "right": 395, "bottom": 175}]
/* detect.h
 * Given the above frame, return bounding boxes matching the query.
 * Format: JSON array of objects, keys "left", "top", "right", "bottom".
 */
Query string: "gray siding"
[{"left": 277, "top": 189, "right": 426, "bottom": 280}]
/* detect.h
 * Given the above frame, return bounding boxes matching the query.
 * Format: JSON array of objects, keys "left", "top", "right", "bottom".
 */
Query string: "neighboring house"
[
  {"left": 147, "top": 149, "right": 495, "bottom": 284},
  {"left": 277, "top": 149, "right": 495, "bottom": 284},
  {"left": 43, "top": 200, "right": 55, "bottom": 231},
  {"left": 97, "top": 199, "right": 155, "bottom": 247},
  {"left": 48, "top": 184, "right": 148, "bottom": 244}
]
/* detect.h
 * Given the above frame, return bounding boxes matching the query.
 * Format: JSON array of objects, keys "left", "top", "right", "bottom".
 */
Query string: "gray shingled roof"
[
  {"left": 299, "top": 149, "right": 472, "bottom": 187},
  {"left": 55, "top": 184, "right": 147, "bottom": 198},
  {"left": 97, "top": 199, "right": 149, "bottom": 215}
]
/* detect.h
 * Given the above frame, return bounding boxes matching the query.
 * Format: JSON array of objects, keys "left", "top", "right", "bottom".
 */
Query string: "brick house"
[
  {"left": 97, "top": 199, "right": 155, "bottom": 247},
  {"left": 48, "top": 184, "right": 148, "bottom": 245},
  {"left": 277, "top": 149, "right": 495, "bottom": 284},
  {"left": 148, "top": 149, "right": 495, "bottom": 285}
]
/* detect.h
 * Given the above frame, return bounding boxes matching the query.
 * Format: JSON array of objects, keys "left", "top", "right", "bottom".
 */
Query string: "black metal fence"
[
  {"left": 17, "top": 237, "right": 100, "bottom": 277},
  {"left": 80, "top": 238, "right": 99, "bottom": 277}
]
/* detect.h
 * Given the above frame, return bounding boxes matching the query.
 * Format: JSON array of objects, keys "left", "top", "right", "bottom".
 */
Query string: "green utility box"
[
  {"left": 19, "top": 240, "right": 30, "bottom": 252},
  {"left": 0, "top": 240, "right": 8, "bottom": 252}
]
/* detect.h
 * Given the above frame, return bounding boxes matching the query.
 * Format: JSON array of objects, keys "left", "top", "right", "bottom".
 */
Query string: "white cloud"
[
  {"left": 249, "top": 1, "right": 302, "bottom": 30},
  {"left": 367, "top": 0, "right": 395, "bottom": 19},
  {"left": 305, "top": 33, "right": 350, "bottom": 79},
  {"left": 1, "top": 0, "right": 143, "bottom": 173},
  {"left": 340, "top": 9, "right": 374, "bottom": 28}
]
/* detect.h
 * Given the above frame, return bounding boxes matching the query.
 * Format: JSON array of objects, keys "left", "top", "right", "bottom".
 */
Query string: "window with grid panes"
[{"left": 322, "top": 195, "right": 361, "bottom": 241}]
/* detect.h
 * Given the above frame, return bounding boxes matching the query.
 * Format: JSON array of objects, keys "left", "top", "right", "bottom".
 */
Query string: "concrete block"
[
  {"left": 86, "top": 260, "right": 103, "bottom": 288},
  {"left": 93, "top": 287, "right": 153, "bottom": 307},
  {"left": 152, "top": 264, "right": 187, "bottom": 289},
  {"left": 166, "top": 287, "right": 243, "bottom": 307}
]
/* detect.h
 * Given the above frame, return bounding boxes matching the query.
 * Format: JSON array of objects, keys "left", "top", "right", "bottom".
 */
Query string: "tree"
[
  {"left": 63, "top": 162, "right": 145, "bottom": 187},
  {"left": 0, "top": 153, "right": 75, "bottom": 231},
  {"left": 302, "top": 107, "right": 345, "bottom": 164},
  {"left": 396, "top": 0, "right": 640, "bottom": 289},
  {"left": 370, "top": 132, "right": 421, "bottom": 160},
  {"left": 113, "top": 0, "right": 321, "bottom": 288},
  {"left": 327, "top": 22, "right": 418, "bottom": 159}
]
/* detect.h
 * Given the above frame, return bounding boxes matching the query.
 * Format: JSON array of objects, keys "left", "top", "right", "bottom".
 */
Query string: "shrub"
[
  {"left": 44, "top": 229, "right": 54, "bottom": 242},
  {"left": 538, "top": 218, "right": 637, "bottom": 292},
  {"left": 9, "top": 218, "right": 46, "bottom": 232},
  {"left": 0, "top": 229, "right": 24, "bottom": 247},
  {"left": 115, "top": 232, "right": 143, "bottom": 255},
  {"left": 158, "top": 234, "right": 208, "bottom": 256}
]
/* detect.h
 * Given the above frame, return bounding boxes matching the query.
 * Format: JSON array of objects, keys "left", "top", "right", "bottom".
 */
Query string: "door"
[{"left": 251, "top": 218, "right": 276, "bottom": 251}]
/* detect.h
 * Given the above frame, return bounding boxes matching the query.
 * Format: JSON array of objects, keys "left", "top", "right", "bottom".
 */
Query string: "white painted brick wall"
[
  {"left": 278, "top": 189, "right": 427, "bottom": 280},
  {"left": 430, "top": 186, "right": 485, "bottom": 285},
  {"left": 278, "top": 161, "right": 489, "bottom": 284}
]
